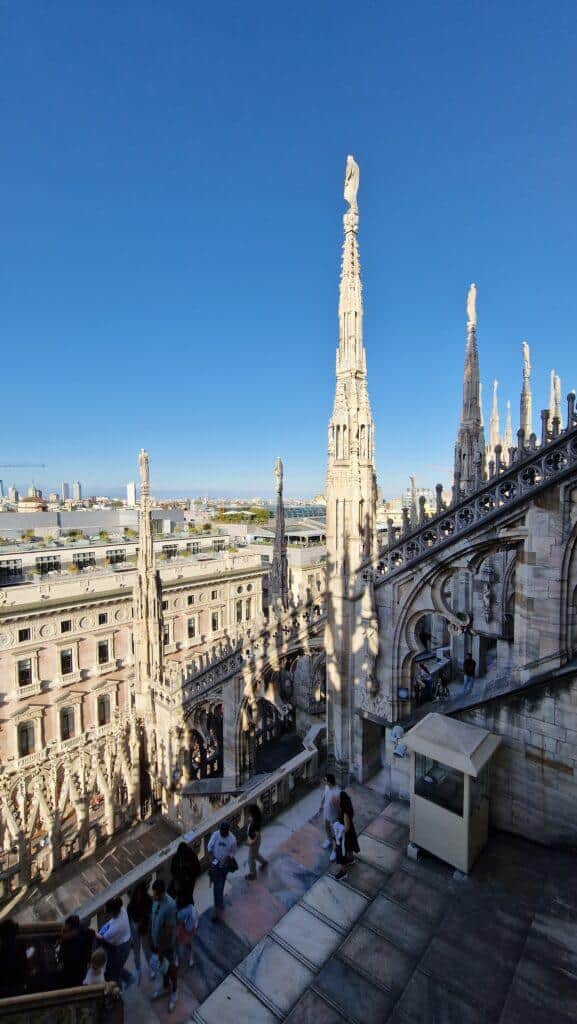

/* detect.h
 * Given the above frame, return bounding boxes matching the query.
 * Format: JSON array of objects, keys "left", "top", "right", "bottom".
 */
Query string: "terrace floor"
[{"left": 123, "top": 772, "right": 577, "bottom": 1023}]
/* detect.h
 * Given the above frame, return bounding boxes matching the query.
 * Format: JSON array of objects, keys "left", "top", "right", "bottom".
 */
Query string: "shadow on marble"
[
  {"left": 272, "top": 902, "right": 343, "bottom": 968},
  {"left": 345, "top": 782, "right": 387, "bottom": 832},
  {"left": 236, "top": 935, "right": 315, "bottom": 1015},
  {"left": 340, "top": 922, "right": 416, "bottom": 996},
  {"left": 419, "top": 934, "right": 514, "bottom": 1017},
  {"left": 302, "top": 873, "right": 368, "bottom": 932},
  {"left": 364, "top": 816, "right": 409, "bottom": 848},
  {"left": 363, "top": 893, "right": 435, "bottom": 956},
  {"left": 220, "top": 874, "right": 287, "bottom": 947},
  {"left": 380, "top": 800, "right": 410, "bottom": 826},
  {"left": 284, "top": 988, "right": 349, "bottom": 1024},
  {"left": 185, "top": 913, "right": 251, "bottom": 1003},
  {"left": 381, "top": 869, "right": 449, "bottom": 923},
  {"left": 314, "top": 955, "right": 395, "bottom": 1023},
  {"left": 358, "top": 834, "right": 403, "bottom": 874},
  {"left": 193, "top": 973, "right": 277, "bottom": 1024},
  {"left": 342, "top": 859, "right": 389, "bottom": 898},
  {"left": 276, "top": 820, "right": 328, "bottom": 873},
  {"left": 257, "top": 851, "right": 321, "bottom": 911},
  {"left": 514, "top": 948, "right": 577, "bottom": 1019},
  {"left": 389, "top": 968, "right": 492, "bottom": 1024}
]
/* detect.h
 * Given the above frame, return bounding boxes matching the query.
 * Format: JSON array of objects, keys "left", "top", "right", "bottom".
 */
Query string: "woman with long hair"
[{"left": 334, "top": 789, "right": 360, "bottom": 881}]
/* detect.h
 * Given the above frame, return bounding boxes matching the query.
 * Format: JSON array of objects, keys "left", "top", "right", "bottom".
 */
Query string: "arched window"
[{"left": 18, "top": 721, "right": 35, "bottom": 757}]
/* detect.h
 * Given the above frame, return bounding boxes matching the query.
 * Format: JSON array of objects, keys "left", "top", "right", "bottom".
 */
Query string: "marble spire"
[
  {"left": 269, "top": 457, "right": 288, "bottom": 611},
  {"left": 488, "top": 379, "right": 501, "bottom": 459},
  {"left": 520, "top": 341, "right": 532, "bottom": 440},
  {"left": 326, "top": 155, "right": 378, "bottom": 782},
  {"left": 554, "top": 374, "right": 563, "bottom": 428},
  {"left": 454, "top": 283, "right": 486, "bottom": 493},
  {"left": 133, "top": 448, "right": 164, "bottom": 697},
  {"left": 503, "top": 400, "right": 513, "bottom": 453}
]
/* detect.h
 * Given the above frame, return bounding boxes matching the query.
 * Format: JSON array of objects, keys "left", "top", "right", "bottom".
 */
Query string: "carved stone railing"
[
  {"left": 375, "top": 413, "right": 577, "bottom": 586},
  {"left": 71, "top": 724, "right": 324, "bottom": 931}
]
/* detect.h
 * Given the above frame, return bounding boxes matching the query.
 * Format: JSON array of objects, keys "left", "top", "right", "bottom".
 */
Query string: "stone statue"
[
  {"left": 139, "top": 448, "right": 149, "bottom": 490},
  {"left": 482, "top": 581, "right": 492, "bottom": 623},
  {"left": 344, "top": 155, "right": 359, "bottom": 210},
  {"left": 274, "top": 456, "right": 283, "bottom": 494},
  {"left": 522, "top": 340, "right": 531, "bottom": 380},
  {"left": 467, "top": 283, "right": 477, "bottom": 326}
]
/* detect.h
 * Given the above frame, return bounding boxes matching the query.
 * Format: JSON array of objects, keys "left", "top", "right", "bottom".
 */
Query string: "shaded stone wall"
[{"left": 457, "top": 675, "right": 577, "bottom": 847}]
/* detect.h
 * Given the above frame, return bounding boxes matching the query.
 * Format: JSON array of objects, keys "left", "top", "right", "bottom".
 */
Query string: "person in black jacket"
[
  {"left": 0, "top": 920, "right": 28, "bottom": 998},
  {"left": 334, "top": 790, "right": 360, "bottom": 881},
  {"left": 127, "top": 880, "right": 152, "bottom": 982},
  {"left": 58, "top": 915, "right": 95, "bottom": 988},
  {"left": 169, "top": 842, "right": 201, "bottom": 902}
]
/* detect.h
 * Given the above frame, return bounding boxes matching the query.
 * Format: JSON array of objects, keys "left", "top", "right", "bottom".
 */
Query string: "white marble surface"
[
  {"left": 272, "top": 902, "right": 343, "bottom": 967},
  {"left": 358, "top": 833, "right": 403, "bottom": 872},
  {"left": 302, "top": 873, "right": 368, "bottom": 931},
  {"left": 237, "top": 935, "right": 315, "bottom": 1014},
  {"left": 195, "top": 973, "right": 278, "bottom": 1024}
]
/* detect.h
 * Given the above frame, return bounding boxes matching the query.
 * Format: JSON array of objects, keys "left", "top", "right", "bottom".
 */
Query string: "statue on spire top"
[
  {"left": 274, "top": 456, "right": 283, "bottom": 495},
  {"left": 344, "top": 155, "right": 359, "bottom": 210},
  {"left": 139, "top": 448, "right": 149, "bottom": 491},
  {"left": 467, "top": 283, "right": 477, "bottom": 327}
]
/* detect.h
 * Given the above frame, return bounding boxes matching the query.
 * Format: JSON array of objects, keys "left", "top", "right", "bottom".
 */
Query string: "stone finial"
[
  {"left": 466, "top": 283, "right": 477, "bottom": 327},
  {"left": 344, "top": 155, "right": 360, "bottom": 210},
  {"left": 554, "top": 374, "right": 563, "bottom": 428},
  {"left": 520, "top": 341, "right": 533, "bottom": 441},
  {"left": 138, "top": 449, "right": 150, "bottom": 494},
  {"left": 274, "top": 457, "right": 283, "bottom": 495}
]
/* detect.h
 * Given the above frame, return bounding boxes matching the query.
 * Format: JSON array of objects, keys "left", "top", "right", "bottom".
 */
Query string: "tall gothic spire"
[
  {"left": 269, "top": 457, "right": 288, "bottom": 611},
  {"left": 454, "top": 284, "right": 486, "bottom": 493},
  {"left": 554, "top": 373, "right": 563, "bottom": 428},
  {"left": 488, "top": 379, "right": 501, "bottom": 457},
  {"left": 503, "top": 400, "right": 513, "bottom": 453},
  {"left": 520, "top": 341, "right": 532, "bottom": 440},
  {"left": 325, "top": 156, "right": 378, "bottom": 783},
  {"left": 133, "top": 449, "right": 164, "bottom": 696}
]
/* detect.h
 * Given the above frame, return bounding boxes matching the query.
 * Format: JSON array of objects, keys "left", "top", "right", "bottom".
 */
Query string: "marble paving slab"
[
  {"left": 362, "top": 893, "right": 435, "bottom": 956},
  {"left": 358, "top": 833, "right": 403, "bottom": 873},
  {"left": 193, "top": 973, "right": 278, "bottom": 1024},
  {"left": 236, "top": 934, "right": 315, "bottom": 1015},
  {"left": 419, "top": 934, "right": 514, "bottom": 1017},
  {"left": 257, "top": 851, "right": 321, "bottom": 911},
  {"left": 341, "top": 859, "right": 389, "bottom": 898},
  {"left": 380, "top": 800, "right": 410, "bottom": 825},
  {"left": 276, "top": 820, "right": 329, "bottom": 874},
  {"left": 314, "top": 955, "right": 395, "bottom": 1023},
  {"left": 185, "top": 913, "right": 252, "bottom": 1003},
  {"left": 220, "top": 874, "right": 287, "bottom": 947},
  {"left": 382, "top": 869, "right": 449, "bottom": 923},
  {"left": 364, "top": 815, "right": 409, "bottom": 848},
  {"left": 437, "top": 900, "right": 529, "bottom": 968},
  {"left": 272, "top": 902, "right": 343, "bottom": 968},
  {"left": 302, "top": 874, "right": 368, "bottom": 932},
  {"left": 513, "top": 949, "right": 577, "bottom": 1019},
  {"left": 389, "top": 968, "right": 492, "bottom": 1024},
  {"left": 339, "top": 923, "right": 416, "bottom": 996},
  {"left": 284, "top": 988, "right": 349, "bottom": 1024},
  {"left": 345, "top": 782, "right": 387, "bottom": 832},
  {"left": 498, "top": 970, "right": 577, "bottom": 1024}
]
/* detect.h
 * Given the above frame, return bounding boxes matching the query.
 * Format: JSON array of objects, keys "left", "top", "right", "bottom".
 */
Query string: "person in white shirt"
[
  {"left": 96, "top": 897, "right": 134, "bottom": 989},
  {"left": 83, "top": 947, "right": 107, "bottom": 986},
  {"left": 207, "top": 822, "right": 237, "bottom": 922},
  {"left": 319, "top": 773, "right": 340, "bottom": 858}
]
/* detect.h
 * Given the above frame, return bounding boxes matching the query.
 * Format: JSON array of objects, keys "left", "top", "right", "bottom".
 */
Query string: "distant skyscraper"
[
  {"left": 73, "top": 481, "right": 82, "bottom": 501},
  {"left": 61, "top": 481, "right": 69, "bottom": 501},
  {"left": 126, "top": 481, "right": 137, "bottom": 507},
  {"left": 8, "top": 486, "right": 18, "bottom": 502},
  {"left": 0, "top": 480, "right": 4, "bottom": 498}
]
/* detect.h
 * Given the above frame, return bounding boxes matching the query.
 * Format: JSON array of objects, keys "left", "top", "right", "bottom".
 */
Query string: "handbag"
[{"left": 226, "top": 856, "right": 239, "bottom": 873}]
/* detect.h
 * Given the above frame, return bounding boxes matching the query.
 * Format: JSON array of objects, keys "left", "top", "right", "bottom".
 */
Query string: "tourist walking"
[
  {"left": 333, "top": 789, "right": 360, "bottom": 881},
  {"left": 0, "top": 920, "right": 28, "bottom": 998},
  {"left": 127, "top": 879, "right": 152, "bottom": 982},
  {"left": 319, "top": 773, "right": 340, "bottom": 858},
  {"left": 59, "top": 915, "right": 95, "bottom": 989},
  {"left": 169, "top": 842, "right": 201, "bottom": 902},
  {"left": 97, "top": 897, "right": 134, "bottom": 989},
  {"left": 207, "top": 821, "right": 238, "bottom": 922},
  {"left": 175, "top": 882, "right": 199, "bottom": 969},
  {"left": 150, "top": 878, "right": 178, "bottom": 1012},
  {"left": 245, "top": 804, "right": 268, "bottom": 880},
  {"left": 463, "top": 653, "right": 476, "bottom": 695}
]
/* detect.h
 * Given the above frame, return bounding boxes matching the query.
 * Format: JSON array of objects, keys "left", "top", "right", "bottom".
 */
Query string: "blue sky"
[{"left": 2, "top": 2, "right": 576, "bottom": 499}]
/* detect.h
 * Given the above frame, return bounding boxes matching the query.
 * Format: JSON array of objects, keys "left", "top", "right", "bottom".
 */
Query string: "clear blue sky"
[{"left": 2, "top": 2, "right": 576, "bottom": 499}]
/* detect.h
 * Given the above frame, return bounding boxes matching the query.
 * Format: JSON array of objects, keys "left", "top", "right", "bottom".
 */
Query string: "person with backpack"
[{"left": 333, "top": 789, "right": 360, "bottom": 881}]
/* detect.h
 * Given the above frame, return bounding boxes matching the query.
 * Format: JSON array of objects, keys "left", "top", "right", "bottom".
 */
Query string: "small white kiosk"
[{"left": 404, "top": 712, "right": 501, "bottom": 873}]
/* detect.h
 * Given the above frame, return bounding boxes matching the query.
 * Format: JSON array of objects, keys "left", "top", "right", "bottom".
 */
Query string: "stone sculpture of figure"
[
  {"left": 467, "top": 283, "right": 477, "bottom": 326},
  {"left": 139, "top": 448, "right": 149, "bottom": 490},
  {"left": 344, "top": 154, "right": 360, "bottom": 209},
  {"left": 482, "top": 581, "right": 492, "bottom": 623},
  {"left": 522, "top": 340, "right": 531, "bottom": 380},
  {"left": 274, "top": 456, "right": 283, "bottom": 494}
]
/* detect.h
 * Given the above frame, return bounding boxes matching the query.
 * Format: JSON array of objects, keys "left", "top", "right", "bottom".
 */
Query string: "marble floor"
[{"left": 123, "top": 776, "right": 577, "bottom": 1024}]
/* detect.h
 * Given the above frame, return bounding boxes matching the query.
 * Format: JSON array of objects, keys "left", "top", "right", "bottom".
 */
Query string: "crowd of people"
[{"left": 0, "top": 778, "right": 359, "bottom": 1011}]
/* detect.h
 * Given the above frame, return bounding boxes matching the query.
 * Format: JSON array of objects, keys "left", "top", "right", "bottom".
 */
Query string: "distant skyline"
[{"left": 3, "top": 3, "right": 576, "bottom": 499}]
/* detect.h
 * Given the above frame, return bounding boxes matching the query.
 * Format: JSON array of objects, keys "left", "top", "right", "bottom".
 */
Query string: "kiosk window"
[{"left": 415, "top": 754, "right": 464, "bottom": 816}]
